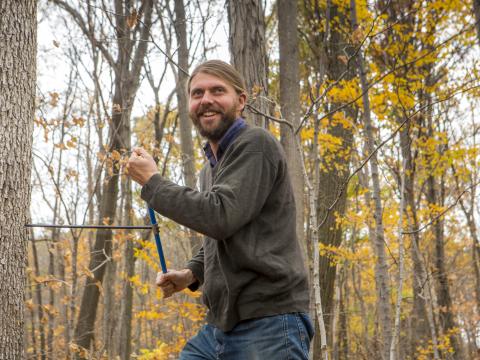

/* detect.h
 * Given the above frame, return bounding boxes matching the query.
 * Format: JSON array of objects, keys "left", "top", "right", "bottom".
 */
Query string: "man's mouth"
[{"left": 199, "top": 111, "right": 220, "bottom": 119}]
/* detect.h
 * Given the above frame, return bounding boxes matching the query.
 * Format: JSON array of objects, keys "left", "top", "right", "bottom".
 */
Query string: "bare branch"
[{"left": 51, "top": 0, "right": 117, "bottom": 69}]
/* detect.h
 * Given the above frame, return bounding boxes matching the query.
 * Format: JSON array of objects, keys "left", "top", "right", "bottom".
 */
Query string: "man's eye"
[
  {"left": 213, "top": 88, "right": 225, "bottom": 94},
  {"left": 192, "top": 90, "right": 202, "bottom": 97}
]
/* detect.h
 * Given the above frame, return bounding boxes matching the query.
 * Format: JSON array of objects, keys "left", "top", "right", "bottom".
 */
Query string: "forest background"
[{"left": 1, "top": 0, "right": 480, "bottom": 359}]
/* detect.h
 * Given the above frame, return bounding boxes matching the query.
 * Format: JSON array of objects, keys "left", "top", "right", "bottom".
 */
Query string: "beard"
[{"left": 189, "top": 103, "right": 238, "bottom": 142}]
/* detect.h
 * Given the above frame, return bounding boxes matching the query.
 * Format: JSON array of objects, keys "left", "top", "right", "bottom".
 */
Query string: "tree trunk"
[
  {"left": 351, "top": 1, "right": 392, "bottom": 357},
  {"left": 474, "top": 0, "right": 480, "bottom": 46},
  {"left": 103, "top": 248, "right": 118, "bottom": 357},
  {"left": 427, "top": 173, "right": 463, "bottom": 358},
  {"left": 315, "top": 2, "right": 356, "bottom": 352},
  {"left": 47, "top": 236, "right": 56, "bottom": 358},
  {"left": 468, "top": 218, "right": 480, "bottom": 316},
  {"left": 337, "top": 265, "right": 349, "bottom": 360},
  {"left": 349, "top": 219, "right": 370, "bottom": 358},
  {"left": 422, "top": 72, "right": 463, "bottom": 357},
  {"left": 398, "top": 123, "right": 431, "bottom": 356},
  {"left": 119, "top": 178, "right": 134, "bottom": 360},
  {"left": 0, "top": 1, "right": 36, "bottom": 358},
  {"left": 457, "top": 191, "right": 480, "bottom": 319},
  {"left": 47, "top": 107, "right": 67, "bottom": 358},
  {"left": 74, "top": 178, "right": 119, "bottom": 355},
  {"left": 390, "top": 157, "right": 407, "bottom": 360},
  {"left": 173, "top": 0, "right": 200, "bottom": 258},
  {"left": 277, "top": 0, "right": 306, "bottom": 261},
  {"left": 227, "top": 0, "right": 269, "bottom": 127},
  {"left": 31, "top": 233, "right": 47, "bottom": 360},
  {"left": 26, "top": 276, "right": 38, "bottom": 359}
]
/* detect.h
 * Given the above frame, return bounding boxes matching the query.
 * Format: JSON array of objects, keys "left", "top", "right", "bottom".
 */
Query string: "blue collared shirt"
[{"left": 203, "top": 118, "right": 247, "bottom": 167}]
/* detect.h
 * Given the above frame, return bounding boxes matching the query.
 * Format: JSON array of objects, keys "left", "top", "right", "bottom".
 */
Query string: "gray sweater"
[{"left": 141, "top": 126, "right": 309, "bottom": 332}]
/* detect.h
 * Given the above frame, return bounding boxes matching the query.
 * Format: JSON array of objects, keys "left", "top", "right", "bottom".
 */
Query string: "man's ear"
[{"left": 237, "top": 92, "right": 247, "bottom": 113}]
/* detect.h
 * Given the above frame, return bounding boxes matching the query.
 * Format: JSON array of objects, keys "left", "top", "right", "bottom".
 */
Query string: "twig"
[
  {"left": 245, "top": 104, "right": 294, "bottom": 130},
  {"left": 402, "top": 179, "right": 480, "bottom": 235}
]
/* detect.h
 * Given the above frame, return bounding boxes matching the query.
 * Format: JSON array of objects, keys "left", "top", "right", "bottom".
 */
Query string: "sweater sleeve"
[
  {"left": 185, "top": 246, "right": 204, "bottom": 291},
  {"left": 140, "top": 140, "right": 278, "bottom": 241}
]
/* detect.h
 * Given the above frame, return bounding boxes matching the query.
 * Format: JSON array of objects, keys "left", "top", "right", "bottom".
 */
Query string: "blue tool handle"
[{"left": 148, "top": 207, "right": 167, "bottom": 274}]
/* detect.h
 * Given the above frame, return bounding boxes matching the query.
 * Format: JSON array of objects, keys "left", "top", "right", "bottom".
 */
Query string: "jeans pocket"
[
  {"left": 298, "top": 312, "right": 315, "bottom": 341},
  {"left": 294, "top": 312, "right": 314, "bottom": 358}
]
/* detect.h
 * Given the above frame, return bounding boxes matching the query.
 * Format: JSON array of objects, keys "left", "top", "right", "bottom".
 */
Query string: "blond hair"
[{"left": 187, "top": 60, "right": 247, "bottom": 96}]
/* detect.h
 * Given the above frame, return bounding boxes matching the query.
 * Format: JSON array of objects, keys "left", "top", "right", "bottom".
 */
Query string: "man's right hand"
[{"left": 156, "top": 269, "right": 196, "bottom": 298}]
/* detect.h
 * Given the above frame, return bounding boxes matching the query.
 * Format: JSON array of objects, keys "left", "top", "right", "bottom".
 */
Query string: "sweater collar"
[{"left": 203, "top": 118, "right": 247, "bottom": 167}]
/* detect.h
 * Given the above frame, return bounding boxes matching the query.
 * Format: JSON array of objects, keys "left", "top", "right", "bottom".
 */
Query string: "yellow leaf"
[
  {"left": 49, "top": 92, "right": 59, "bottom": 107},
  {"left": 73, "top": 117, "right": 85, "bottom": 127},
  {"left": 352, "top": 26, "right": 364, "bottom": 44},
  {"left": 111, "top": 150, "right": 121, "bottom": 161},
  {"left": 338, "top": 55, "right": 348, "bottom": 65},
  {"left": 66, "top": 169, "right": 78, "bottom": 181},
  {"left": 251, "top": 84, "right": 263, "bottom": 97}
]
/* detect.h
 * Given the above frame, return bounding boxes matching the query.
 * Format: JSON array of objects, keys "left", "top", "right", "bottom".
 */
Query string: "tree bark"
[
  {"left": 0, "top": 1, "right": 36, "bottom": 358},
  {"left": 119, "top": 178, "right": 134, "bottom": 360},
  {"left": 337, "top": 265, "right": 349, "bottom": 360},
  {"left": 398, "top": 122, "right": 432, "bottom": 356},
  {"left": 455, "top": 178, "right": 480, "bottom": 320},
  {"left": 277, "top": 0, "right": 306, "bottom": 261},
  {"left": 173, "top": 0, "right": 200, "bottom": 258},
  {"left": 390, "top": 158, "right": 406, "bottom": 360},
  {"left": 103, "top": 247, "right": 118, "bottom": 357},
  {"left": 427, "top": 175, "right": 463, "bottom": 358},
  {"left": 315, "top": 2, "right": 356, "bottom": 352},
  {"left": 351, "top": 1, "right": 392, "bottom": 357},
  {"left": 379, "top": 1, "right": 432, "bottom": 353},
  {"left": 474, "top": 0, "right": 480, "bottom": 46},
  {"left": 227, "top": 0, "right": 269, "bottom": 127},
  {"left": 30, "top": 233, "right": 47, "bottom": 360}
]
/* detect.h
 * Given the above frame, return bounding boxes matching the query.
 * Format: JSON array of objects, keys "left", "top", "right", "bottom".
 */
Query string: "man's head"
[{"left": 187, "top": 60, "right": 247, "bottom": 143}]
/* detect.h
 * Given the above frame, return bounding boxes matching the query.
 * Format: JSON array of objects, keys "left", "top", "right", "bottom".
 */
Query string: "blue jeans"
[{"left": 179, "top": 313, "right": 314, "bottom": 360}]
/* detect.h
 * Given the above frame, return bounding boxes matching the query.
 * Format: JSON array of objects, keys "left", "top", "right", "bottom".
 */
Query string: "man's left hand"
[{"left": 126, "top": 147, "right": 158, "bottom": 186}]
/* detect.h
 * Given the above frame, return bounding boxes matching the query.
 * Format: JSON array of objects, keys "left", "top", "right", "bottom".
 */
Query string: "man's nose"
[{"left": 200, "top": 91, "right": 213, "bottom": 105}]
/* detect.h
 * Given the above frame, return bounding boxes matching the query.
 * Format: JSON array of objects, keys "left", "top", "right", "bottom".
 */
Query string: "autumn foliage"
[{"left": 24, "top": 0, "right": 480, "bottom": 359}]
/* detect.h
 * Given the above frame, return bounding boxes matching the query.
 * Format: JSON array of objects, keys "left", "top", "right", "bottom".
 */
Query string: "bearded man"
[{"left": 127, "top": 60, "right": 313, "bottom": 359}]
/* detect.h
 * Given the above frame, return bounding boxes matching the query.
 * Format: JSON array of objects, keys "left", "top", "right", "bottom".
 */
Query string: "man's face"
[{"left": 188, "top": 72, "right": 246, "bottom": 142}]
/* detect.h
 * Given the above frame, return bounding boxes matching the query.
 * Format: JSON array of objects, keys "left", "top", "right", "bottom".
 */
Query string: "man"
[{"left": 127, "top": 60, "right": 313, "bottom": 359}]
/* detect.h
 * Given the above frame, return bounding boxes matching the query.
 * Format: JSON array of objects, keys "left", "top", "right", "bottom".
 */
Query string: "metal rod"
[
  {"left": 148, "top": 207, "right": 168, "bottom": 274},
  {"left": 25, "top": 223, "right": 151, "bottom": 230},
  {"left": 27, "top": 208, "right": 169, "bottom": 274}
]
